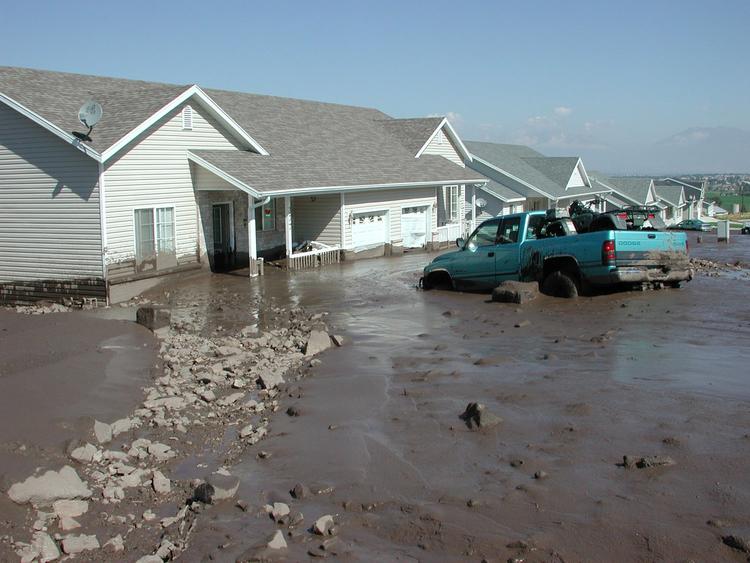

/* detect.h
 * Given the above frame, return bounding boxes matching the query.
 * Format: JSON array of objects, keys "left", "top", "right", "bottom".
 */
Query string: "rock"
[
  {"left": 69, "top": 443, "right": 97, "bottom": 463},
  {"left": 136, "top": 307, "right": 171, "bottom": 331},
  {"left": 199, "top": 389, "right": 216, "bottom": 403},
  {"left": 286, "top": 405, "right": 301, "bottom": 417},
  {"left": 192, "top": 482, "right": 215, "bottom": 504},
  {"left": 267, "top": 529, "right": 287, "bottom": 550},
  {"left": 135, "top": 556, "right": 164, "bottom": 563},
  {"left": 18, "top": 531, "right": 60, "bottom": 562},
  {"left": 8, "top": 466, "right": 92, "bottom": 506},
  {"left": 110, "top": 418, "right": 137, "bottom": 437},
  {"left": 313, "top": 514, "right": 335, "bottom": 535},
  {"left": 271, "top": 502, "right": 290, "bottom": 522},
  {"left": 218, "top": 392, "right": 245, "bottom": 406},
  {"left": 207, "top": 472, "right": 240, "bottom": 501},
  {"left": 53, "top": 499, "right": 88, "bottom": 519},
  {"left": 514, "top": 319, "right": 532, "bottom": 328},
  {"left": 236, "top": 499, "right": 249, "bottom": 512},
  {"left": 232, "top": 378, "right": 246, "bottom": 389},
  {"left": 142, "top": 509, "right": 157, "bottom": 521},
  {"left": 290, "top": 482, "right": 310, "bottom": 499},
  {"left": 331, "top": 334, "right": 345, "bottom": 347},
  {"left": 534, "top": 470, "right": 548, "bottom": 480},
  {"left": 459, "top": 403, "right": 503, "bottom": 430},
  {"left": 147, "top": 442, "right": 175, "bottom": 461},
  {"left": 93, "top": 420, "right": 112, "bottom": 444},
  {"left": 259, "top": 372, "right": 284, "bottom": 390},
  {"left": 155, "top": 539, "right": 177, "bottom": 560},
  {"left": 61, "top": 534, "right": 99, "bottom": 555},
  {"left": 239, "top": 424, "right": 254, "bottom": 438},
  {"left": 152, "top": 470, "right": 171, "bottom": 494},
  {"left": 103, "top": 535, "right": 124, "bottom": 552},
  {"left": 305, "top": 330, "right": 332, "bottom": 356},
  {"left": 723, "top": 533, "right": 750, "bottom": 553},
  {"left": 59, "top": 516, "right": 81, "bottom": 531},
  {"left": 492, "top": 281, "right": 539, "bottom": 304},
  {"left": 622, "top": 455, "right": 676, "bottom": 469}
]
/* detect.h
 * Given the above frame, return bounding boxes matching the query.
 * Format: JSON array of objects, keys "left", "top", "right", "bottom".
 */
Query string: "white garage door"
[
  {"left": 352, "top": 210, "right": 388, "bottom": 248},
  {"left": 401, "top": 206, "right": 429, "bottom": 248}
]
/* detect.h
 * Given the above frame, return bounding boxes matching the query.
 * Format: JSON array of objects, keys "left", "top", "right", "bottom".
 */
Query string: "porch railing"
[
  {"left": 287, "top": 243, "right": 341, "bottom": 271},
  {"left": 436, "top": 222, "right": 464, "bottom": 244}
]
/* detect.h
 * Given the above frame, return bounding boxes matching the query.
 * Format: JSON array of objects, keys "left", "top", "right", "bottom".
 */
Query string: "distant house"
[
  {"left": 656, "top": 178, "right": 705, "bottom": 219},
  {"left": 463, "top": 142, "right": 610, "bottom": 227},
  {"left": 591, "top": 173, "right": 689, "bottom": 225},
  {"left": 0, "top": 67, "right": 485, "bottom": 304},
  {"left": 653, "top": 185, "right": 687, "bottom": 224}
]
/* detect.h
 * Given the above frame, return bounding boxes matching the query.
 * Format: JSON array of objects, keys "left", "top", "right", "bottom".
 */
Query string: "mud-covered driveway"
[{"left": 145, "top": 235, "right": 750, "bottom": 562}]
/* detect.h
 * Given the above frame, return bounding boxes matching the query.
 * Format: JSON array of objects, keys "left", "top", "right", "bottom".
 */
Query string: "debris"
[
  {"left": 61, "top": 534, "right": 100, "bottom": 555},
  {"left": 270, "top": 502, "right": 290, "bottom": 522},
  {"left": 136, "top": 306, "right": 171, "bottom": 331},
  {"left": 192, "top": 482, "right": 215, "bottom": 504},
  {"left": 305, "top": 330, "right": 332, "bottom": 356},
  {"left": 514, "top": 319, "right": 532, "bottom": 328},
  {"left": 286, "top": 405, "right": 301, "bottom": 417},
  {"left": 15, "top": 531, "right": 60, "bottom": 562},
  {"left": 103, "top": 535, "right": 124, "bottom": 552},
  {"left": 267, "top": 530, "right": 287, "bottom": 550},
  {"left": 331, "top": 334, "right": 345, "bottom": 347},
  {"left": 52, "top": 499, "right": 88, "bottom": 519},
  {"left": 459, "top": 402, "right": 503, "bottom": 430},
  {"left": 291, "top": 482, "right": 310, "bottom": 499},
  {"left": 259, "top": 372, "right": 284, "bottom": 389},
  {"left": 492, "top": 281, "right": 539, "bottom": 304},
  {"left": 93, "top": 420, "right": 112, "bottom": 444},
  {"left": 8, "top": 466, "right": 92, "bottom": 506},
  {"left": 534, "top": 470, "right": 548, "bottom": 480},
  {"left": 722, "top": 533, "right": 750, "bottom": 553},
  {"left": 152, "top": 470, "right": 171, "bottom": 494},
  {"left": 622, "top": 455, "right": 676, "bottom": 469},
  {"left": 69, "top": 443, "right": 97, "bottom": 463},
  {"left": 206, "top": 472, "right": 240, "bottom": 501},
  {"left": 313, "top": 514, "right": 335, "bottom": 535}
]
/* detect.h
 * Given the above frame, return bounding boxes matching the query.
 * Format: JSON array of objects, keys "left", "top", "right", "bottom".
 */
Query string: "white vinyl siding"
[
  {"left": 420, "top": 126, "right": 464, "bottom": 166},
  {"left": 103, "top": 101, "right": 244, "bottom": 277},
  {"left": 567, "top": 165, "right": 585, "bottom": 188},
  {"left": 0, "top": 103, "right": 103, "bottom": 283},
  {"left": 342, "top": 187, "right": 437, "bottom": 249},
  {"left": 292, "top": 194, "right": 342, "bottom": 247}
]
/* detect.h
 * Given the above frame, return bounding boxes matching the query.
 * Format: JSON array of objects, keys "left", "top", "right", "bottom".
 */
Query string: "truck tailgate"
[{"left": 614, "top": 230, "right": 688, "bottom": 266}]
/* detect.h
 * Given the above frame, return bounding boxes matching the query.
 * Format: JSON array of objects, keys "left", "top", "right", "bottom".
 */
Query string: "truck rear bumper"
[{"left": 589, "top": 267, "right": 694, "bottom": 285}]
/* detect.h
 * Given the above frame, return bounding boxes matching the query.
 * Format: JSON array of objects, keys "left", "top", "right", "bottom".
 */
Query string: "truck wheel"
[{"left": 541, "top": 270, "right": 579, "bottom": 298}]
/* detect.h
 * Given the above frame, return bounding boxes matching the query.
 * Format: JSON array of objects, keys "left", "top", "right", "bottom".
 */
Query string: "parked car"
[
  {"left": 668, "top": 219, "right": 713, "bottom": 232},
  {"left": 421, "top": 211, "right": 692, "bottom": 297}
]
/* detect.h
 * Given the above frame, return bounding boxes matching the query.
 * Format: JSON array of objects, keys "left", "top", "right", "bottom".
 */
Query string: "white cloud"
[{"left": 553, "top": 106, "right": 573, "bottom": 117}]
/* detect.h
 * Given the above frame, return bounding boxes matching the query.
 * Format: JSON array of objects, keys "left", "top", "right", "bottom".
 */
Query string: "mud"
[{"left": 1, "top": 233, "right": 750, "bottom": 561}]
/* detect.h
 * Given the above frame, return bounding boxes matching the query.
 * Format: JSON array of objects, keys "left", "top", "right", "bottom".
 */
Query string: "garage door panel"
[
  {"left": 401, "top": 206, "right": 429, "bottom": 248},
  {"left": 352, "top": 211, "right": 387, "bottom": 248}
]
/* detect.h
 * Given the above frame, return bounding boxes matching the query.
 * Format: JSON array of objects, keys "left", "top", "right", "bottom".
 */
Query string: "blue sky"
[{"left": 2, "top": 0, "right": 748, "bottom": 173}]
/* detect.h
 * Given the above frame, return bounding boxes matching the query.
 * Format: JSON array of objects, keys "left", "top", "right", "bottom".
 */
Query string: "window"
[
  {"left": 181, "top": 105, "right": 193, "bottom": 130},
  {"left": 134, "top": 207, "right": 175, "bottom": 260},
  {"left": 255, "top": 199, "right": 276, "bottom": 231},
  {"left": 446, "top": 185, "right": 459, "bottom": 222},
  {"left": 525, "top": 214, "right": 546, "bottom": 240},
  {"left": 498, "top": 216, "right": 521, "bottom": 244},
  {"left": 466, "top": 220, "right": 499, "bottom": 250}
]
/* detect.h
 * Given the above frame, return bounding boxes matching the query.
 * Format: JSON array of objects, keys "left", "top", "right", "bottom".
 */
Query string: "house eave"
[{"left": 470, "top": 154, "right": 556, "bottom": 200}]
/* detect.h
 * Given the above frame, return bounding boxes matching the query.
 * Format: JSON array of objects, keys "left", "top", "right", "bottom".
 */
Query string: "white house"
[{"left": 0, "top": 67, "right": 485, "bottom": 304}]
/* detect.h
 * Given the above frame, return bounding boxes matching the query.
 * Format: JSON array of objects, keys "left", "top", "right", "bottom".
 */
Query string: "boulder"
[
  {"left": 290, "top": 482, "right": 310, "bottom": 500},
  {"left": 271, "top": 502, "right": 290, "bottom": 522},
  {"left": 111, "top": 418, "right": 137, "bottom": 437},
  {"left": 17, "top": 531, "right": 60, "bottom": 562},
  {"left": 61, "top": 534, "right": 99, "bottom": 555},
  {"left": 459, "top": 402, "right": 503, "bottom": 430},
  {"left": 267, "top": 530, "right": 287, "bottom": 550},
  {"left": 313, "top": 514, "right": 335, "bottom": 535},
  {"left": 491, "top": 281, "right": 539, "bottom": 304},
  {"left": 8, "top": 466, "right": 92, "bottom": 506},
  {"left": 52, "top": 499, "right": 88, "bottom": 519},
  {"left": 207, "top": 472, "right": 240, "bottom": 501},
  {"left": 93, "top": 420, "right": 112, "bottom": 444},
  {"left": 152, "top": 470, "right": 171, "bottom": 494},
  {"left": 305, "top": 330, "right": 332, "bottom": 356},
  {"left": 192, "top": 483, "right": 215, "bottom": 504},
  {"left": 136, "top": 307, "right": 171, "bottom": 331},
  {"left": 103, "top": 535, "right": 124, "bottom": 553},
  {"left": 259, "top": 372, "right": 284, "bottom": 390},
  {"left": 69, "top": 443, "right": 97, "bottom": 463}
]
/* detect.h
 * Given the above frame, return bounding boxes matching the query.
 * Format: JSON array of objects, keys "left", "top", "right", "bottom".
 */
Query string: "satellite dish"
[
  {"left": 73, "top": 100, "right": 102, "bottom": 142},
  {"left": 476, "top": 198, "right": 487, "bottom": 209},
  {"left": 78, "top": 100, "right": 103, "bottom": 128}
]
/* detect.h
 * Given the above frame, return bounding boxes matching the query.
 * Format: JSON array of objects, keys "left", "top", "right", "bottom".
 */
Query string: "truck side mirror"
[{"left": 456, "top": 237, "right": 465, "bottom": 248}]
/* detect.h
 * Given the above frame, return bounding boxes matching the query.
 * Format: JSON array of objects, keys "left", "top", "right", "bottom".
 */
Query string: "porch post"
[
  {"left": 248, "top": 194, "right": 258, "bottom": 277},
  {"left": 284, "top": 196, "right": 292, "bottom": 257},
  {"left": 471, "top": 184, "right": 477, "bottom": 231}
]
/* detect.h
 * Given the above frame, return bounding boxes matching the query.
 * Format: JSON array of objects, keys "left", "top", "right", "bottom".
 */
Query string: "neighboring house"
[
  {"left": 0, "top": 67, "right": 485, "bottom": 304},
  {"left": 463, "top": 142, "right": 610, "bottom": 223},
  {"left": 592, "top": 174, "right": 689, "bottom": 225},
  {"left": 653, "top": 185, "right": 687, "bottom": 225},
  {"left": 655, "top": 178, "right": 705, "bottom": 219}
]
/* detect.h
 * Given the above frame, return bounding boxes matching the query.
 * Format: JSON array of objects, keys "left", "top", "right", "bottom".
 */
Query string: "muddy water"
[{"left": 143, "top": 238, "right": 750, "bottom": 562}]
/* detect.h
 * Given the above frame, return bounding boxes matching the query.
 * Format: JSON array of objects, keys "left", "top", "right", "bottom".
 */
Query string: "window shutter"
[{"left": 182, "top": 105, "right": 193, "bottom": 130}]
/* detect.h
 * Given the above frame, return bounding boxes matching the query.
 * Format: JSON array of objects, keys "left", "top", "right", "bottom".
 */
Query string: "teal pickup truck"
[{"left": 422, "top": 211, "right": 692, "bottom": 297}]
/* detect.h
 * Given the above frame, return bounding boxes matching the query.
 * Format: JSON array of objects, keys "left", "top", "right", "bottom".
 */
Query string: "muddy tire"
[
  {"left": 541, "top": 270, "right": 579, "bottom": 298},
  {"left": 422, "top": 272, "right": 454, "bottom": 291}
]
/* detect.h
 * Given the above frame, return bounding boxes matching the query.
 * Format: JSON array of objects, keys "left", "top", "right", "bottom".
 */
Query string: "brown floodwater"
[{"left": 147, "top": 235, "right": 750, "bottom": 562}]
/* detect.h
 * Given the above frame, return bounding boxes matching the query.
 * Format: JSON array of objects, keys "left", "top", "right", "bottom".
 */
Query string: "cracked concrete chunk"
[{"left": 8, "top": 466, "right": 92, "bottom": 506}]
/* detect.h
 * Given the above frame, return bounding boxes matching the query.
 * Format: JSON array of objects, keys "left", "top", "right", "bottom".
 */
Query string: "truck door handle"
[
  {"left": 648, "top": 234, "right": 656, "bottom": 239},
  {"left": 488, "top": 252, "right": 495, "bottom": 257}
]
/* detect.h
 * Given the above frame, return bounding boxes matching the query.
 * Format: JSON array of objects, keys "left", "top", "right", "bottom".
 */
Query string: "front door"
[
  {"left": 212, "top": 203, "right": 233, "bottom": 271},
  {"left": 452, "top": 219, "right": 500, "bottom": 290}
]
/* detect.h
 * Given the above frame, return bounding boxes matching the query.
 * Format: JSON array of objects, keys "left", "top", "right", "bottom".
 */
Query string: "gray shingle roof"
[
  {"left": 465, "top": 141, "right": 607, "bottom": 201},
  {"left": 0, "top": 66, "right": 190, "bottom": 152},
  {"left": 656, "top": 179, "right": 702, "bottom": 200},
  {"left": 375, "top": 117, "right": 444, "bottom": 155},
  {"left": 604, "top": 177, "right": 654, "bottom": 205},
  {"left": 0, "top": 66, "right": 482, "bottom": 192},
  {"left": 654, "top": 185, "right": 684, "bottom": 207},
  {"left": 191, "top": 149, "right": 485, "bottom": 194},
  {"left": 480, "top": 179, "right": 526, "bottom": 202}
]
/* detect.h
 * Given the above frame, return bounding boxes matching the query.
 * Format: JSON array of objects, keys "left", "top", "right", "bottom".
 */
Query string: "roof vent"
[
  {"left": 182, "top": 105, "right": 193, "bottom": 131},
  {"left": 436, "top": 129, "right": 445, "bottom": 145}
]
